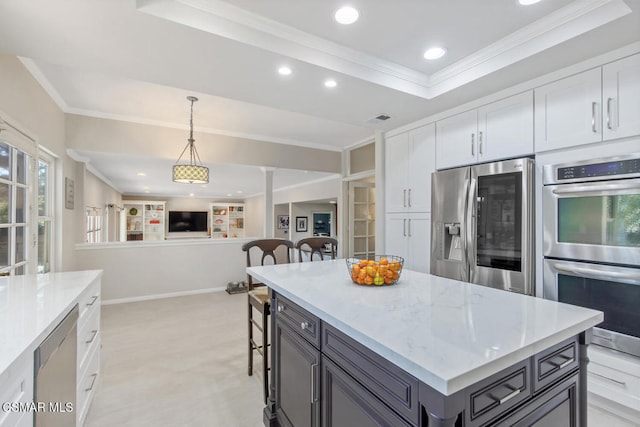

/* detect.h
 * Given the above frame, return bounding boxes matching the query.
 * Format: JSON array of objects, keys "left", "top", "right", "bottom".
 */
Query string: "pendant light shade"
[{"left": 173, "top": 96, "right": 209, "bottom": 184}]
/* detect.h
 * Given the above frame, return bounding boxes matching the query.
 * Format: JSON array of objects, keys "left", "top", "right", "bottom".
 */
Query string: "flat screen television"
[{"left": 168, "top": 211, "right": 208, "bottom": 232}]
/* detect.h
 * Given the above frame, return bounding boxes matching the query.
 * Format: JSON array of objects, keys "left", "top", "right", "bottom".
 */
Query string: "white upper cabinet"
[
  {"left": 435, "top": 109, "right": 477, "bottom": 169},
  {"left": 384, "top": 123, "right": 435, "bottom": 213},
  {"left": 436, "top": 91, "right": 534, "bottom": 169},
  {"left": 478, "top": 91, "right": 534, "bottom": 163},
  {"left": 534, "top": 68, "right": 602, "bottom": 152},
  {"left": 603, "top": 53, "right": 640, "bottom": 141}
]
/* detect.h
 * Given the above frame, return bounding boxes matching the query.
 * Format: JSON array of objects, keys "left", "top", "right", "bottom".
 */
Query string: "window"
[
  {"left": 0, "top": 141, "right": 31, "bottom": 276},
  {"left": 86, "top": 207, "right": 103, "bottom": 243},
  {"left": 37, "top": 154, "right": 55, "bottom": 273}
]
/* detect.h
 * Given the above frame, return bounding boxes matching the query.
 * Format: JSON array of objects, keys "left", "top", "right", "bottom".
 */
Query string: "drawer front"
[
  {"left": 588, "top": 361, "right": 640, "bottom": 410},
  {"left": 322, "top": 323, "right": 419, "bottom": 425},
  {"left": 77, "top": 343, "right": 100, "bottom": 427},
  {"left": 466, "top": 359, "right": 532, "bottom": 426},
  {"left": 274, "top": 294, "right": 321, "bottom": 348},
  {"left": 79, "top": 281, "right": 100, "bottom": 319},
  {"left": 0, "top": 356, "right": 33, "bottom": 427},
  {"left": 534, "top": 337, "right": 578, "bottom": 392},
  {"left": 78, "top": 303, "right": 100, "bottom": 371}
]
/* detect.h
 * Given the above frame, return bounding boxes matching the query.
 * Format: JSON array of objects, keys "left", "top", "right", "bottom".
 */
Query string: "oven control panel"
[{"left": 544, "top": 154, "right": 640, "bottom": 184}]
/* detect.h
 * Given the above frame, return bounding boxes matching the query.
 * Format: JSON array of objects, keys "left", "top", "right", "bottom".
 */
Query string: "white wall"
[
  {"left": 84, "top": 169, "right": 123, "bottom": 242},
  {"left": 273, "top": 203, "right": 290, "bottom": 239},
  {"left": 75, "top": 239, "right": 250, "bottom": 302},
  {"left": 289, "top": 202, "right": 336, "bottom": 243},
  {"left": 244, "top": 194, "right": 264, "bottom": 238},
  {"left": 0, "top": 55, "right": 78, "bottom": 271},
  {"left": 273, "top": 176, "right": 340, "bottom": 205}
]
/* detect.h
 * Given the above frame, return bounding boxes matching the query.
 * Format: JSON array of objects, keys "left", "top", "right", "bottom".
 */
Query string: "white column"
[{"left": 261, "top": 167, "right": 275, "bottom": 238}]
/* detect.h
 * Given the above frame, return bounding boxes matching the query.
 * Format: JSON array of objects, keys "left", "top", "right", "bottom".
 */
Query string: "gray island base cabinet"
[
  {"left": 246, "top": 260, "right": 602, "bottom": 427},
  {"left": 265, "top": 293, "right": 587, "bottom": 427}
]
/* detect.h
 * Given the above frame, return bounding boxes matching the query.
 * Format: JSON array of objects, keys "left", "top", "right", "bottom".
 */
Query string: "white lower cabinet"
[
  {"left": 385, "top": 213, "right": 430, "bottom": 274},
  {"left": 588, "top": 345, "right": 640, "bottom": 422},
  {"left": 0, "top": 355, "right": 34, "bottom": 427},
  {"left": 77, "top": 280, "right": 101, "bottom": 426}
]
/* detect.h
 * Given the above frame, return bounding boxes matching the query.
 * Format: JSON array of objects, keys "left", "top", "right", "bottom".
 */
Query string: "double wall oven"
[{"left": 543, "top": 154, "right": 640, "bottom": 358}]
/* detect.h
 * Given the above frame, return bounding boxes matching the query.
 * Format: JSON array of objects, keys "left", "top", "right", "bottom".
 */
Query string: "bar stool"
[
  {"left": 295, "top": 237, "right": 338, "bottom": 262},
  {"left": 242, "top": 238, "right": 293, "bottom": 404}
]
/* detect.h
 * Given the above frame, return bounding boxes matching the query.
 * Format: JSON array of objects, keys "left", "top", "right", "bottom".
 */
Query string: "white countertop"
[
  {"left": 247, "top": 260, "right": 603, "bottom": 395},
  {"left": 0, "top": 270, "right": 103, "bottom": 377}
]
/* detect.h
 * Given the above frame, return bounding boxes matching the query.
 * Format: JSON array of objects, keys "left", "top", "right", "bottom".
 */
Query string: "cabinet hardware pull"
[
  {"left": 403, "top": 219, "right": 407, "bottom": 237},
  {"left": 85, "top": 373, "right": 98, "bottom": 392},
  {"left": 498, "top": 386, "right": 521, "bottom": 404},
  {"left": 403, "top": 189, "right": 406, "bottom": 208},
  {"left": 310, "top": 363, "right": 318, "bottom": 403},
  {"left": 591, "top": 102, "right": 597, "bottom": 133},
  {"left": 606, "top": 97, "right": 613, "bottom": 130},
  {"left": 85, "top": 329, "right": 98, "bottom": 344},
  {"left": 479, "top": 131, "right": 483, "bottom": 155},
  {"left": 87, "top": 296, "right": 98, "bottom": 306},
  {"left": 300, "top": 321, "right": 310, "bottom": 330},
  {"left": 549, "top": 358, "right": 574, "bottom": 369},
  {"left": 408, "top": 189, "right": 411, "bottom": 207},
  {"left": 408, "top": 219, "right": 412, "bottom": 237},
  {"left": 471, "top": 133, "right": 475, "bottom": 156},
  {"left": 590, "top": 371, "right": 626, "bottom": 386},
  {"left": 277, "top": 304, "right": 285, "bottom": 312}
]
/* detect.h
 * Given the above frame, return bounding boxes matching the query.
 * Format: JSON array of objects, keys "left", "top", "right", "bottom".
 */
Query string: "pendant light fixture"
[{"left": 172, "top": 96, "right": 209, "bottom": 184}]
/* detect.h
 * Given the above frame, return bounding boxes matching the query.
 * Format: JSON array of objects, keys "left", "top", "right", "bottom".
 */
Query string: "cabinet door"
[
  {"left": 603, "top": 53, "right": 640, "bottom": 141},
  {"left": 385, "top": 132, "right": 409, "bottom": 213},
  {"left": 407, "top": 123, "right": 435, "bottom": 212},
  {"left": 534, "top": 68, "right": 602, "bottom": 152},
  {"left": 385, "top": 214, "right": 408, "bottom": 261},
  {"left": 275, "top": 319, "right": 321, "bottom": 427},
  {"left": 407, "top": 215, "right": 430, "bottom": 274},
  {"left": 322, "top": 356, "right": 413, "bottom": 427},
  {"left": 436, "top": 109, "right": 478, "bottom": 169},
  {"left": 478, "top": 91, "right": 533, "bottom": 163}
]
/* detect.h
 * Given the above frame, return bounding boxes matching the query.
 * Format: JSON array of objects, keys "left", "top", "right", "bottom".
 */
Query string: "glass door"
[
  {"left": 349, "top": 181, "right": 375, "bottom": 259},
  {"left": 476, "top": 172, "right": 522, "bottom": 271}
]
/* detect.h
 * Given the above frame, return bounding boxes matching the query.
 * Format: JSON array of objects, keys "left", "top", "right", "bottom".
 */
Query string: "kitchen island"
[
  {"left": 247, "top": 260, "right": 603, "bottom": 427},
  {"left": 0, "top": 270, "right": 103, "bottom": 426}
]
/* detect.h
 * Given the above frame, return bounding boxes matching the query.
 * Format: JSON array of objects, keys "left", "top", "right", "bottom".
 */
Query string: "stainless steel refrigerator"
[{"left": 430, "top": 157, "right": 535, "bottom": 295}]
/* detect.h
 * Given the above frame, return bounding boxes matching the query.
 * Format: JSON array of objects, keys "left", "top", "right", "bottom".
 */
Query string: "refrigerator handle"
[{"left": 466, "top": 177, "right": 477, "bottom": 281}]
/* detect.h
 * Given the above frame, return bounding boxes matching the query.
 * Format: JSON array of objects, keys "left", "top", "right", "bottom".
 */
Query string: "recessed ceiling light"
[
  {"left": 201, "top": 184, "right": 207, "bottom": 188},
  {"left": 518, "top": 0, "right": 541, "bottom": 4},
  {"left": 144, "top": 190, "right": 150, "bottom": 193},
  {"left": 236, "top": 190, "right": 243, "bottom": 194},
  {"left": 278, "top": 66, "right": 292, "bottom": 76},
  {"left": 324, "top": 79, "right": 337, "bottom": 88},
  {"left": 189, "top": 193, "right": 194, "bottom": 197},
  {"left": 423, "top": 46, "right": 447, "bottom": 60},
  {"left": 137, "top": 172, "right": 146, "bottom": 176},
  {"left": 334, "top": 6, "right": 359, "bottom": 24},
  {"left": 226, "top": 193, "right": 233, "bottom": 197}
]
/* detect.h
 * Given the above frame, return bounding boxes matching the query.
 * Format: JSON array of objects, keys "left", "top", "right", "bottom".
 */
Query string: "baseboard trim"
[{"left": 101, "top": 286, "right": 228, "bottom": 305}]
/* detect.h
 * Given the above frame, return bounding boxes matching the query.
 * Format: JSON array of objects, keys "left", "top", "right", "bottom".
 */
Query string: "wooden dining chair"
[
  {"left": 242, "top": 238, "right": 293, "bottom": 404},
  {"left": 295, "top": 237, "right": 338, "bottom": 262}
]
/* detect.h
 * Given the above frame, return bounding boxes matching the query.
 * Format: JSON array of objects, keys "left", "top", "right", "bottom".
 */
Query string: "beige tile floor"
[{"left": 85, "top": 292, "right": 637, "bottom": 427}]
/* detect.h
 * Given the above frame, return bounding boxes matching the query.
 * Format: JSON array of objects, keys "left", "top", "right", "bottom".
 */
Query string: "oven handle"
[
  {"left": 552, "top": 182, "right": 640, "bottom": 196},
  {"left": 551, "top": 262, "right": 640, "bottom": 284}
]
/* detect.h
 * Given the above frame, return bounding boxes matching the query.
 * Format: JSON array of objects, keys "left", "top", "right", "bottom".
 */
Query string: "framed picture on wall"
[
  {"left": 277, "top": 215, "right": 289, "bottom": 229},
  {"left": 296, "top": 216, "right": 308, "bottom": 232}
]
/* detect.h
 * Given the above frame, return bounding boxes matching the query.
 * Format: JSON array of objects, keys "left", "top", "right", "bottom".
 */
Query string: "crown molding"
[
  {"left": 137, "top": 0, "right": 630, "bottom": 100},
  {"left": 67, "top": 148, "right": 123, "bottom": 193}
]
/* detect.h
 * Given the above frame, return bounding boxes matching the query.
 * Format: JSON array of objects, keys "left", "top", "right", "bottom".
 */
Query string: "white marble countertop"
[
  {"left": 247, "top": 260, "right": 603, "bottom": 395},
  {"left": 0, "top": 270, "right": 103, "bottom": 377}
]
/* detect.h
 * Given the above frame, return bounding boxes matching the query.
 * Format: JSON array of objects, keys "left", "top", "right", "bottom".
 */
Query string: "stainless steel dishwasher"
[{"left": 34, "top": 304, "right": 78, "bottom": 426}]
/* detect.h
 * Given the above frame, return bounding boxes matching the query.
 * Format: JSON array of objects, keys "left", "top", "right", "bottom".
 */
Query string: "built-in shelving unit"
[
  {"left": 123, "top": 201, "right": 166, "bottom": 241},
  {"left": 210, "top": 203, "right": 245, "bottom": 238}
]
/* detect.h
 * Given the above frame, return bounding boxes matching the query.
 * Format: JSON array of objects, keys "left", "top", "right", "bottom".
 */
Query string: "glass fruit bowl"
[{"left": 346, "top": 255, "right": 404, "bottom": 286}]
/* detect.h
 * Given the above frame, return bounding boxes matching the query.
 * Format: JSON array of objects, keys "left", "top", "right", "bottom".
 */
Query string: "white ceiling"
[{"left": 0, "top": 0, "right": 639, "bottom": 198}]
